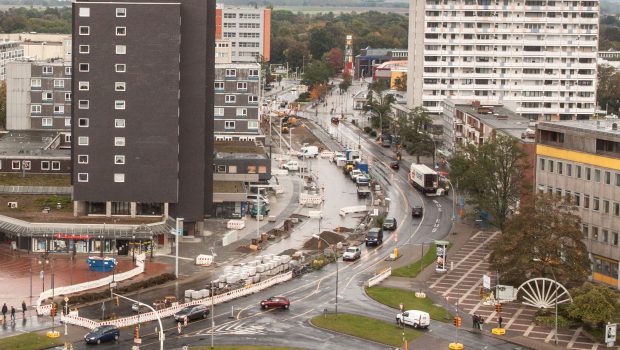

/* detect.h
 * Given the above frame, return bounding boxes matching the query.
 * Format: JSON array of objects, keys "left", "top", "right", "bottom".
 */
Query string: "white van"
[
  {"left": 280, "top": 160, "right": 308, "bottom": 172},
  {"left": 396, "top": 310, "right": 430, "bottom": 329},
  {"left": 297, "top": 146, "right": 319, "bottom": 158}
]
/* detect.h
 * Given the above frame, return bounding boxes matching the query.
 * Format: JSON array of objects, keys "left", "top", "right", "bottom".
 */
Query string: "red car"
[{"left": 260, "top": 296, "right": 290, "bottom": 309}]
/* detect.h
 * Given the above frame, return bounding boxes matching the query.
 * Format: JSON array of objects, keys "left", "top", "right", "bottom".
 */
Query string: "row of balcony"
[
  {"left": 421, "top": 84, "right": 595, "bottom": 91},
  {"left": 426, "top": 4, "right": 598, "bottom": 11},
  {"left": 424, "top": 27, "right": 598, "bottom": 34}
]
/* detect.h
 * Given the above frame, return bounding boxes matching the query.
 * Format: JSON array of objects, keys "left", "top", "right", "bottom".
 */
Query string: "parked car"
[
  {"left": 342, "top": 247, "right": 361, "bottom": 261},
  {"left": 411, "top": 206, "right": 423, "bottom": 217},
  {"left": 396, "top": 310, "right": 431, "bottom": 329},
  {"left": 331, "top": 117, "right": 340, "bottom": 125},
  {"left": 349, "top": 169, "right": 363, "bottom": 182},
  {"left": 365, "top": 228, "right": 384, "bottom": 246},
  {"left": 84, "top": 325, "right": 120, "bottom": 344},
  {"left": 174, "top": 304, "right": 209, "bottom": 322},
  {"left": 131, "top": 303, "right": 145, "bottom": 312},
  {"left": 383, "top": 218, "right": 397, "bottom": 231},
  {"left": 390, "top": 161, "right": 400, "bottom": 170},
  {"left": 260, "top": 296, "right": 290, "bottom": 309}
]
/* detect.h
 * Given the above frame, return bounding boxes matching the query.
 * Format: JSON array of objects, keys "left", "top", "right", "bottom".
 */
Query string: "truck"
[
  {"left": 357, "top": 183, "right": 371, "bottom": 198},
  {"left": 409, "top": 163, "right": 441, "bottom": 195},
  {"left": 355, "top": 162, "right": 369, "bottom": 174},
  {"left": 250, "top": 200, "right": 270, "bottom": 218},
  {"left": 297, "top": 145, "right": 319, "bottom": 158},
  {"left": 345, "top": 149, "right": 361, "bottom": 162}
]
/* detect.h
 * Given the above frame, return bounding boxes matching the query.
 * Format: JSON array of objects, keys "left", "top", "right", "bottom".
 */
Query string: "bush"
[
  {"left": 370, "top": 131, "right": 377, "bottom": 137},
  {"left": 534, "top": 315, "right": 572, "bottom": 328},
  {"left": 34, "top": 196, "right": 71, "bottom": 209},
  {"left": 375, "top": 215, "right": 385, "bottom": 228},
  {"left": 363, "top": 126, "right": 372, "bottom": 133}
]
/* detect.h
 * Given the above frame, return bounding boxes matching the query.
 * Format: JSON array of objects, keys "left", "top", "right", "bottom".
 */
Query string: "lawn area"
[
  {"left": 310, "top": 313, "right": 421, "bottom": 347},
  {"left": 0, "top": 173, "right": 70, "bottom": 186},
  {"left": 392, "top": 243, "right": 450, "bottom": 278},
  {"left": 0, "top": 333, "right": 63, "bottom": 350},
  {"left": 191, "top": 347, "right": 306, "bottom": 350},
  {"left": 365, "top": 285, "right": 453, "bottom": 322}
]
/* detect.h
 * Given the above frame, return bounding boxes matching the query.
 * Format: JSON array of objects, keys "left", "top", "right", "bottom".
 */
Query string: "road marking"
[
  {"left": 236, "top": 304, "right": 253, "bottom": 320},
  {"left": 458, "top": 277, "right": 482, "bottom": 304},
  {"left": 504, "top": 307, "right": 524, "bottom": 329},
  {"left": 523, "top": 323, "right": 536, "bottom": 337},
  {"left": 441, "top": 254, "right": 490, "bottom": 297},
  {"left": 544, "top": 328, "right": 556, "bottom": 343},
  {"left": 567, "top": 326, "right": 582, "bottom": 348}
]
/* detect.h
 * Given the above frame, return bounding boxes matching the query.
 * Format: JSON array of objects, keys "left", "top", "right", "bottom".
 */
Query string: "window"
[
  {"left": 224, "top": 121, "right": 235, "bottom": 129},
  {"left": 64, "top": 118, "right": 71, "bottom": 127},
  {"left": 11, "top": 160, "right": 20, "bottom": 170},
  {"left": 114, "top": 119, "right": 125, "bottom": 128},
  {"left": 248, "top": 69, "right": 259, "bottom": 77},
  {"left": 594, "top": 197, "right": 600, "bottom": 211},
  {"left": 595, "top": 169, "right": 601, "bottom": 182},
  {"left": 114, "top": 155, "right": 125, "bottom": 164},
  {"left": 557, "top": 162, "right": 563, "bottom": 175},
  {"left": 228, "top": 165, "right": 237, "bottom": 173},
  {"left": 586, "top": 167, "right": 591, "bottom": 180},
  {"left": 115, "top": 64, "right": 126, "bottom": 73},
  {"left": 114, "top": 173, "right": 125, "bottom": 183},
  {"left": 78, "top": 100, "right": 89, "bottom": 109},
  {"left": 615, "top": 202, "right": 620, "bottom": 216},
  {"left": 79, "top": 63, "right": 89, "bottom": 72},
  {"left": 79, "top": 45, "right": 89, "bottom": 54},
  {"left": 614, "top": 232, "right": 619, "bottom": 246},
  {"left": 249, "top": 95, "right": 258, "bottom": 103},
  {"left": 30, "top": 105, "right": 41, "bottom": 113},
  {"left": 114, "top": 137, "right": 125, "bottom": 146},
  {"left": 115, "top": 100, "right": 125, "bottom": 110},
  {"left": 548, "top": 160, "right": 554, "bottom": 173},
  {"left": 116, "top": 27, "right": 126, "bottom": 36},
  {"left": 65, "top": 66, "right": 71, "bottom": 75},
  {"left": 576, "top": 165, "right": 582, "bottom": 178},
  {"left": 42, "top": 92, "right": 52, "bottom": 101},
  {"left": 237, "top": 82, "right": 247, "bottom": 90},
  {"left": 225, "top": 95, "right": 236, "bottom": 103},
  {"left": 53, "top": 79, "right": 64, "bottom": 88},
  {"left": 116, "top": 8, "right": 126, "bottom": 17},
  {"left": 248, "top": 120, "right": 258, "bottom": 129},
  {"left": 214, "top": 81, "right": 224, "bottom": 90},
  {"left": 247, "top": 165, "right": 257, "bottom": 173},
  {"left": 567, "top": 164, "right": 572, "bottom": 176},
  {"left": 78, "top": 136, "right": 89, "bottom": 145},
  {"left": 115, "top": 82, "right": 125, "bottom": 91},
  {"left": 64, "top": 93, "right": 71, "bottom": 101},
  {"left": 259, "top": 166, "right": 267, "bottom": 174},
  {"left": 584, "top": 194, "right": 590, "bottom": 209},
  {"left": 79, "top": 81, "right": 89, "bottom": 91},
  {"left": 30, "top": 79, "right": 41, "bottom": 88},
  {"left": 77, "top": 173, "right": 88, "bottom": 182},
  {"left": 41, "top": 161, "right": 49, "bottom": 170},
  {"left": 592, "top": 226, "right": 599, "bottom": 240},
  {"left": 78, "top": 155, "right": 89, "bottom": 164},
  {"left": 42, "top": 118, "right": 52, "bottom": 127},
  {"left": 605, "top": 171, "right": 611, "bottom": 185},
  {"left": 115, "top": 45, "right": 126, "bottom": 55},
  {"left": 236, "top": 108, "right": 247, "bottom": 116},
  {"left": 616, "top": 173, "right": 620, "bottom": 186},
  {"left": 225, "top": 69, "right": 236, "bottom": 77},
  {"left": 78, "top": 118, "right": 89, "bottom": 127},
  {"left": 54, "top": 105, "right": 64, "bottom": 114},
  {"left": 216, "top": 165, "right": 226, "bottom": 173},
  {"left": 42, "top": 66, "right": 53, "bottom": 75},
  {"left": 604, "top": 200, "right": 610, "bottom": 214},
  {"left": 79, "top": 7, "right": 90, "bottom": 17},
  {"left": 582, "top": 224, "right": 589, "bottom": 238},
  {"left": 539, "top": 158, "right": 545, "bottom": 171},
  {"left": 574, "top": 192, "right": 581, "bottom": 206},
  {"left": 214, "top": 107, "right": 224, "bottom": 116},
  {"left": 79, "top": 26, "right": 90, "bottom": 35}
]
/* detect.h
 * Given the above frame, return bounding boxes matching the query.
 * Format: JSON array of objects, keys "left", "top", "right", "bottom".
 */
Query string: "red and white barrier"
[
  {"left": 367, "top": 267, "right": 391, "bottom": 288},
  {"left": 195, "top": 254, "right": 214, "bottom": 266},
  {"left": 226, "top": 220, "right": 246, "bottom": 230}
]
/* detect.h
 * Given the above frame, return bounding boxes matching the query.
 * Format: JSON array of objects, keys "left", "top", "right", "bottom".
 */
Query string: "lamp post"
[
  {"left": 99, "top": 235, "right": 104, "bottom": 258},
  {"left": 533, "top": 258, "right": 558, "bottom": 345},
  {"left": 113, "top": 293, "right": 164, "bottom": 350},
  {"left": 132, "top": 235, "right": 136, "bottom": 263},
  {"left": 312, "top": 233, "right": 338, "bottom": 317},
  {"left": 209, "top": 248, "right": 217, "bottom": 350},
  {"left": 444, "top": 178, "right": 457, "bottom": 222}
]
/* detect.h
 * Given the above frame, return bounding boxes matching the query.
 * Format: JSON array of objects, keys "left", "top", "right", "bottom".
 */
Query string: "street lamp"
[
  {"left": 533, "top": 258, "right": 559, "bottom": 345},
  {"left": 312, "top": 233, "right": 338, "bottom": 317},
  {"left": 99, "top": 235, "right": 104, "bottom": 258},
  {"left": 209, "top": 248, "right": 217, "bottom": 350}
]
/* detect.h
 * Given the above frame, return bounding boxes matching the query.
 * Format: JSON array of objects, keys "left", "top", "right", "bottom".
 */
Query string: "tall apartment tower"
[
  {"left": 72, "top": 0, "right": 215, "bottom": 235},
  {"left": 407, "top": 0, "right": 599, "bottom": 121},
  {"left": 215, "top": 5, "right": 271, "bottom": 62}
]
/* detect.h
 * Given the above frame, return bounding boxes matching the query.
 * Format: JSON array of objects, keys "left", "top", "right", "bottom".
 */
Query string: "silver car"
[{"left": 342, "top": 247, "right": 361, "bottom": 261}]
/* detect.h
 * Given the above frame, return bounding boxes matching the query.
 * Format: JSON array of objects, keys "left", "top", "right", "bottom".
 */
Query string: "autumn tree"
[
  {"left": 393, "top": 73, "right": 407, "bottom": 92},
  {"left": 489, "top": 194, "right": 590, "bottom": 287},
  {"left": 324, "top": 47, "right": 344, "bottom": 73},
  {"left": 450, "top": 135, "right": 529, "bottom": 231},
  {"left": 309, "top": 83, "right": 328, "bottom": 101},
  {"left": 567, "top": 283, "right": 620, "bottom": 327},
  {"left": 338, "top": 70, "right": 352, "bottom": 93}
]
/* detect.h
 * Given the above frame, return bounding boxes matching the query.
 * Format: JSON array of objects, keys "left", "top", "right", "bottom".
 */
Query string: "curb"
[{"left": 307, "top": 315, "right": 403, "bottom": 349}]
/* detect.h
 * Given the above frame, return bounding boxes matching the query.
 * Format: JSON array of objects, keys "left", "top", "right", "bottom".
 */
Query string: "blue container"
[{"left": 87, "top": 257, "right": 117, "bottom": 272}]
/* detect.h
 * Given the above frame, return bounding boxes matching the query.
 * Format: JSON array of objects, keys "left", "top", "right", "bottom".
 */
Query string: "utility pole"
[{"left": 175, "top": 217, "right": 184, "bottom": 278}]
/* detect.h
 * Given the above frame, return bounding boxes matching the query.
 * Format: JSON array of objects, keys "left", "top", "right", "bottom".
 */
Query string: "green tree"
[
  {"left": 489, "top": 194, "right": 590, "bottom": 287},
  {"left": 568, "top": 283, "right": 620, "bottom": 327},
  {"left": 301, "top": 60, "right": 330, "bottom": 88},
  {"left": 363, "top": 87, "right": 394, "bottom": 133},
  {"left": 0, "top": 81, "right": 6, "bottom": 130},
  {"left": 338, "top": 70, "right": 352, "bottom": 93},
  {"left": 597, "top": 64, "right": 620, "bottom": 114},
  {"left": 397, "top": 107, "right": 434, "bottom": 163},
  {"left": 450, "top": 135, "right": 529, "bottom": 231},
  {"left": 393, "top": 73, "right": 407, "bottom": 92}
]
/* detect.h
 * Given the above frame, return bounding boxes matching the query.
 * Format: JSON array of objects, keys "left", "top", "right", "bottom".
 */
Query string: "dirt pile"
[{"left": 303, "top": 230, "right": 345, "bottom": 249}]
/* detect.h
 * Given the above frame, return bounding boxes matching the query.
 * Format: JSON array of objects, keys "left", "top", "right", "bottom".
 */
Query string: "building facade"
[
  {"left": 354, "top": 48, "right": 408, "bottom": 79},
  {"left": 0, "top": 41, "right": 24, "bottom": 80},
  {"left": 536, "top": 120, "right": 620, "bottom": 289},
  {"left": 214, "top": 62, "right": 262, "bottom": 141},
  {"left": 7, "top": 61, "right": 72, "bottom": 131},
  {"left": 72, "top": 0, "right": 215, "bottom": 235},
  {"left": 215, "top": 5, "right": 271, "bottom": 63},
  {"left": 407, "top": 0, "right": 599, "bottom": 121},
  {"left": 0, "top": 34, "right": 71, "bottom": 62}
]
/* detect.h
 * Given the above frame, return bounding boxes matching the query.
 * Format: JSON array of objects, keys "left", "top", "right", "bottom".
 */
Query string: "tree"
[
  {"left": 338, "top": 70, "right": 352, "bottom": 92},
  {"left": 450, "top": 135, "right": 529, "bottom": 231},
  {"left": 393, "top": 73, "right": 407, "bottom": 92},
  {"left": 489, "top": 194, "right": 590, "bottom": 288},
  {"left": 308, "top": 27, "right": 338, "bottom": 62},
  {"left": 567, "top": 283, "right": 620, "bottom": 327},
  {"left": 309, "top": 83, "right": 328, "bottom": 101},
  {"left": 301, "top": 60, "right": 330, "bottom": 88},
  {"left": 324, "top": 47, "right": 344, "bottom": 73},
  {"left": 363, "top": 87, "right": 394, "bottom": 133},
  {"left": 397, "top": 107, "right": 434, "bottom": 163},
  {"left": 597, "top": 64, "right": 620, "bottom": 114},
  {"left": 0, "top": 81, "right": 6, "bottom": 130}
]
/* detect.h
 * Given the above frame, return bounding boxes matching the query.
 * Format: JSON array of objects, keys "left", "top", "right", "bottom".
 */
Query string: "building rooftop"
[
  {"left": 538, "top": 119, "right": 620, "bottom": 138},
  {"left": 0, "top": 131, "right": 69, "bottom": 159},
  {"left": 455, "top": 103, "right": 535, "bottom": 143},
  {"left": 215, "top": 62, "right": 260, "bottom": 69},
  {"left": 213, "top": 181, "right": 246, "bottom": 193},
  {"left": 214, "top": 141, "right": 267, "bottom": 159}
]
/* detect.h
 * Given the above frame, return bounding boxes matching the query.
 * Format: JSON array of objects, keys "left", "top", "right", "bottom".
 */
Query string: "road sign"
[
  {"left": 483, "top": 274, "right": 491, "bottom": 289},
  {"left": 40, "top": 271, "right": 44, "bottom": 279},
  {"left": 606, "top": 323, "right": 616, "bottom": 346}
]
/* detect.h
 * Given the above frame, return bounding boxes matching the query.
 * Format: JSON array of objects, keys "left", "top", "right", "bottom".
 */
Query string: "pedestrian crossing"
[{"left": 194, "top": 320, "right": 285, "bottom": 336}]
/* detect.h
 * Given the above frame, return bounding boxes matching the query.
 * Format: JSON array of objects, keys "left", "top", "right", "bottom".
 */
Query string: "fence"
[
  {"left": 37, "top": 254, "right": 146, "bottom": 315},
  {"left": 367, "top": 267, "right": 391, "bottom": 288},
  {"left": 339, "top": 205, "right": 367, "bottom": 216},
  {"left": 226, "top": 220, "right": 246, "bottom": 230},
  {"left": 61, "top": 271, "right": 293, "bottom": 330}
]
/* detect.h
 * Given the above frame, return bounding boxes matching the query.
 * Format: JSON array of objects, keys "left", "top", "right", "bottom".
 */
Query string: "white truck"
[
  {"left": 396, "top": 310, "right": 431, "bottom": 329},
  {"left": 409, "top": 163, "right": 442, "bottom": 196},
  {"left": 297, "top": 145, "right": 319, "bottom": 158}
]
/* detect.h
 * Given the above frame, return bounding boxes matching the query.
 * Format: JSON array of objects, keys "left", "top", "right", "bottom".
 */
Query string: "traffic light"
[
  {"left": 479, "top": 285, "right": 484, "bottom": 295},
  {"left": 134, "top": 325, "right": 140, "bottom": 339},
  {"left": 495, "top": 303, "right": 502, "bottom": 313},
  {"left": 50, "top": 303, "right": 57, "bottom": 317},
  {"left": 453, "top": 316, "right": 462, "bottom": 327},
  {"left": 115, "top": 296, "right": 120, "bottom": 307}
]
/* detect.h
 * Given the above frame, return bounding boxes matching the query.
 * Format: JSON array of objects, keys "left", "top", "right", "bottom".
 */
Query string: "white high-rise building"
[
  {"left": 216, "top": 5, "right": 271, "bottom": 63},
  {"left": 407, "top": 0, "right": 599, "bottom": 121}
]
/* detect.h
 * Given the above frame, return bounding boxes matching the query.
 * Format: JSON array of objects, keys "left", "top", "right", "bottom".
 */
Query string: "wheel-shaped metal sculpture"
[{"left": 517, "top": 278, "right": 572, "bottom": 309}]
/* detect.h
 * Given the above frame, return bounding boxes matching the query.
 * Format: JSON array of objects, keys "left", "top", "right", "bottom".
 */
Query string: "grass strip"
[
  {"left": 392, "top": 244, "right": 438, "bottom": 278},
  {"left": 311, "top": 313, "right": 420, "bottom": 347},
  {"left": 0, "top": 332, "right": 64, "bottom": 350},
  {"left": 365, "top": 285, "right": 453, "bottom": 322}
]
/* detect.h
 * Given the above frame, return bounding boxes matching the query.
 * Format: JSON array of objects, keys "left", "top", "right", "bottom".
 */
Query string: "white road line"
[
  {"left": 524, "top": 323, "right": 536, "bottom": 337},
  {"left": 442, "top": 254, "right": 490, "bottom": 297},
  {"left": 458, "top": 277, "right": 482, "bottom": 304},
  {"left": 545, "top": 328, "right": 557, "bottom": 343},
  {"left": 592, "top": 343, "right": 600, "bottom": 350},
  {"left": 504, "top": 307, "right": 524, "bottom": 329},
  {"left": 156, "top": 254, "right": 195, "bottom": 261},
  {"left": 568, "top": 326, "right": 583, "bottom": 348}
]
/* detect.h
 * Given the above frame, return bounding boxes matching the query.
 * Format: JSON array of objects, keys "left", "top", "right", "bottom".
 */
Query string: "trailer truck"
[{"left": 409, "top": 164, "right": 442, "bottom": 195}]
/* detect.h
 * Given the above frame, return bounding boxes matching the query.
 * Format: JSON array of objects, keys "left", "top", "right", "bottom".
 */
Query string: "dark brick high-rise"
[{"left": 72, "top": 0, "right": 214, "bottom": 234}]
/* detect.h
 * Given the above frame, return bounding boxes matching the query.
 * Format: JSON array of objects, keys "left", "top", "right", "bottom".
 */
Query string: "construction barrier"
[
  {"left": 299, "top": 193, "right": 323, "bottom": 206},
  {"left": 37, "top": 254, "right": 147, "bottom": 314},
  {"left": 222, "top": 230, "right": 239, "bottom": 247},
  {"left": 367, "top": 267, "right": 392, "bottom": 288},
  {"left": 271, "top": 169, "right": 289, "bottom": 176},
  {"left": 61, "top": 271, "right": 293, "bottom": 330},
  {"left": 319, "top": 151, "right": 334, "bottom": 159},
  {"left": 339, "top": 205, "right": 367, "bottom": 217},
  {"left": 226, "top": 219, "right": 246, "bottom": 230},
  {"left": 195, "top": 255, "right": 214, "bottom": 266}
]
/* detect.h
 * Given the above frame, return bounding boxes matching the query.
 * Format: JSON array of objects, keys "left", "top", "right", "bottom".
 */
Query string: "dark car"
[
  {"left": 365, "top": 228, "right": 384, "bottom": 246},
  {"left": 412, "top": 206, "right": 423, "bottom": 217},
  {"left": 383, "top": 218, "right": 397, "bottom": 231},
  {"left": 174, "top": 304, "right": 209, "bottom": 322},
  {"left": 331, "top": 117, "right": 340, "bottom": 125},
  {"left": 389, "top": 161, "right": 400, "bottom": 170},
  {"left": 84, "top": 325, "right": 120, "bottom": 345},
  {"left": 260, "top": 296, "right": 290, "bottom": 309}
]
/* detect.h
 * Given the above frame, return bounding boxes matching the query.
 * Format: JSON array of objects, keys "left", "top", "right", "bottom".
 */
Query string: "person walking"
[
  {"left": 21, "top": 301, "right": 26, "bottom": 317},
  {"left": 478, "top": 315, "right": 484, "bottom": 331},
  {"left": 498, "top": 315, "right": 503, "bottom": 329},
  {"left": 1, "top": 303, "right": 7, "bottom": 321},
  {"left": 10, "top": 307, "right": 15, "bottom": 321},
  {"left": 472, "top": 314, "right": 478, "bottom": 330}
]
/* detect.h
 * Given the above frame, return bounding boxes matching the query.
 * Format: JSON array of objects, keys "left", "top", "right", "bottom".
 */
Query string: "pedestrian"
[
  {"left": 478, "top": 315, "right": 484, "bottom": 331},
  {"left": 1, "top": 303, "right": 7, "bottom": 321},
  {"left": 21, "top": 301, "right": 26, "bottom": 317},
  {"left": 472, "top": 314, "right": 478, "bottom": 330},
  {"left": 10, "top": 307, "right": 15, "bottom": 321},
  {"left": 498, "top": 315, "right": 503, "bottom": 329},
  {"left": 177, "top": 321, "right": 182, "bottom": 335}
]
